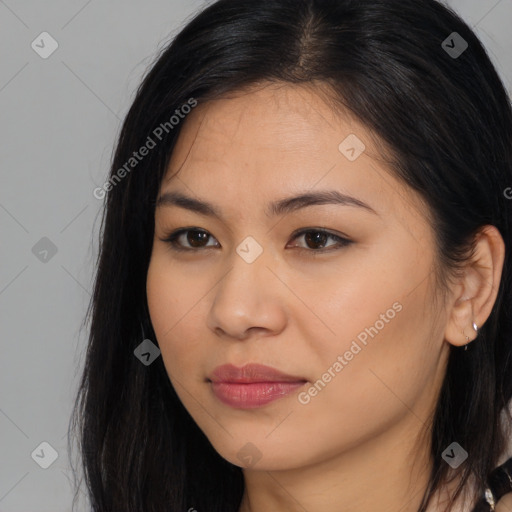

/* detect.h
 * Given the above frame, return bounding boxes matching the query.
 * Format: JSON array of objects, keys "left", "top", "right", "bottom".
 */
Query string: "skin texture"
[
  {"left": 496, "top": 493, "right": 512, "bottom": 512},
  {"left": 146, "top": 82, "right": 505, "bottom": 512}
]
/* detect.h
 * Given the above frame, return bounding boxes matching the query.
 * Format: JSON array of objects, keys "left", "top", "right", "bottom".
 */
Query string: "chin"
[{"left": 205, "top": 435, "right": 315, "bottom": 471}]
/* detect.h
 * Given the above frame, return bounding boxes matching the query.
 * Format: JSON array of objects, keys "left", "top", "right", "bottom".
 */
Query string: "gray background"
[{"left": 1, "top": 1, "right": 511, "bottom": 510}]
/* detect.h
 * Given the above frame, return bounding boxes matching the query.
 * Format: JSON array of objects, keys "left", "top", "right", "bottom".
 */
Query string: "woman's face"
[{"left": 146, "top": 83, "right": 449, "bottom": 471}]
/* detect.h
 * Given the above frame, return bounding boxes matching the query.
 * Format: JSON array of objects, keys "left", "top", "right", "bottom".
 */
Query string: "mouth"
[{"left": 207, "top": 363, "right": 308, "bottom": 409}]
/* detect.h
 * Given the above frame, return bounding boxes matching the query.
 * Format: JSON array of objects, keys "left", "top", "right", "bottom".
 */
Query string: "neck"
[{"left": 238, "top": 413, "right": 433, "bottom": 512}]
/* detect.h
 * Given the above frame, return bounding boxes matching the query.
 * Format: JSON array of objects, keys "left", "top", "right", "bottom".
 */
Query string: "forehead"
[
  {"left": 166, "top": 83, "right": 368, "bottom": 172},
  {"left": 160, "top": 83, "right": 428, "bottom": 225}
]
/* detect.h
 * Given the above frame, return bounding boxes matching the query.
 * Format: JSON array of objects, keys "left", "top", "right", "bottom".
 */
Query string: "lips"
[
  {"left": 209, "top": 363, "right": 307, "bottom": 384},
  {"left": 207, "top": 363, "right": 307, "bottom": 409}
]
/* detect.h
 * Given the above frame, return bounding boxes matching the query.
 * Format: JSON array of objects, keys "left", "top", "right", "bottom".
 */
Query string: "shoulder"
[{"left": 496, "top": 492, "right": 512, "bottom": 512}]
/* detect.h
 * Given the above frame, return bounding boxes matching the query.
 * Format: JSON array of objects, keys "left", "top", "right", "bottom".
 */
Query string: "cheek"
[
  {"left": 146, "top": 257, "right": 207, "bottom": 379},
  {"left": 313, "top": 286, "right": 438, "bottom": 423},
  {"left": 146, "top": 265, "right": 173, "bottom": 338},
  {"left": 146, "top": 259, "right": 182, "bottom": 350},
  {"left": 292, "top": 309, "right": 433, "bottom": 462},
  {"left": 146, "top": 253, "right": 198, "bottom": 333},
  {"left": 306, "top": 252, "right": 438, "bottom": 409}
]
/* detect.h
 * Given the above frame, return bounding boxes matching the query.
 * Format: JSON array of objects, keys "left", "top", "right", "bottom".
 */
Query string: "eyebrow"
[{"left": 155, "top": 190, "right": 378, "bottom": 218}]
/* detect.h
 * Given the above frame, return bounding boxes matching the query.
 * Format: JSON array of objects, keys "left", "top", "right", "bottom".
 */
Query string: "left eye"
[
  {"left": 160, "top": 228, "right": 352, "bottom": 253},
  {"left": 288, "top": 229, "right": 352, "bottom": 251}
]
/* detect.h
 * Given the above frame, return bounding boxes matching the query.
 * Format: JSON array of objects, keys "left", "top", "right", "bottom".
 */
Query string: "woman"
[{"left": 70, "top": 0, "right": 512, "bottom": 510}]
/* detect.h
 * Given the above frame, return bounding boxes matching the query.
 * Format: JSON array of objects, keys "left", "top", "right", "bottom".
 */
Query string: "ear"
[{"left": 444, "top": 225, "right": 505, "bottom": 348}]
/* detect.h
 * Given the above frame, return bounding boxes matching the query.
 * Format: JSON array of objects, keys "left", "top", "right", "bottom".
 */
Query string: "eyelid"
[
  {"left": 288, "top": 226, "right": 351, "bottom": 244},
  {"left": 160, "top": 227, "right": 219, "bottom": 252},
  {"left": 159, "top": 227, "right": 353, "bottom": 253}
]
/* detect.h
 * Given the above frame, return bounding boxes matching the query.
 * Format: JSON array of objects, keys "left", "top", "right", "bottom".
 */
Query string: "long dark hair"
[{"left": 69, "top": 0, "right": 512, "bottom": 510}]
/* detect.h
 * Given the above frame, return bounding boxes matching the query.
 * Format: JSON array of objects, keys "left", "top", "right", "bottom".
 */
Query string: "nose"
[{"left": 206, "top": 245, "right": 287, "bottom": 341}]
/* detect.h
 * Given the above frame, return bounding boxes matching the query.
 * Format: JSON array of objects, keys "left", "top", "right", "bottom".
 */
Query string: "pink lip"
[{"left": 208, "top": 364, "right": 307, "bottom": 409}]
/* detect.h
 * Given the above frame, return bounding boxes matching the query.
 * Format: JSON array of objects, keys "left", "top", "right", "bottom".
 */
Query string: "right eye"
[{"left": 160, "top": 228, "right": 219, "bottom": 252}]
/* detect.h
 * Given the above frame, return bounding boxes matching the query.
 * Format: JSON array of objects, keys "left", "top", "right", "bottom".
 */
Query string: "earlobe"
[
  {"left": 443, "top": 225, "right": 505, "bottom": 349},
  {"left": 444, "top": 292, "right": 478, "bottom": 348}
]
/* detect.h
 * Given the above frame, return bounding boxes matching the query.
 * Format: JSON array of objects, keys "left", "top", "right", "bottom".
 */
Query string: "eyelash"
[{"left": 159, "top": 227, "right": 353, "bottom": 255}]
